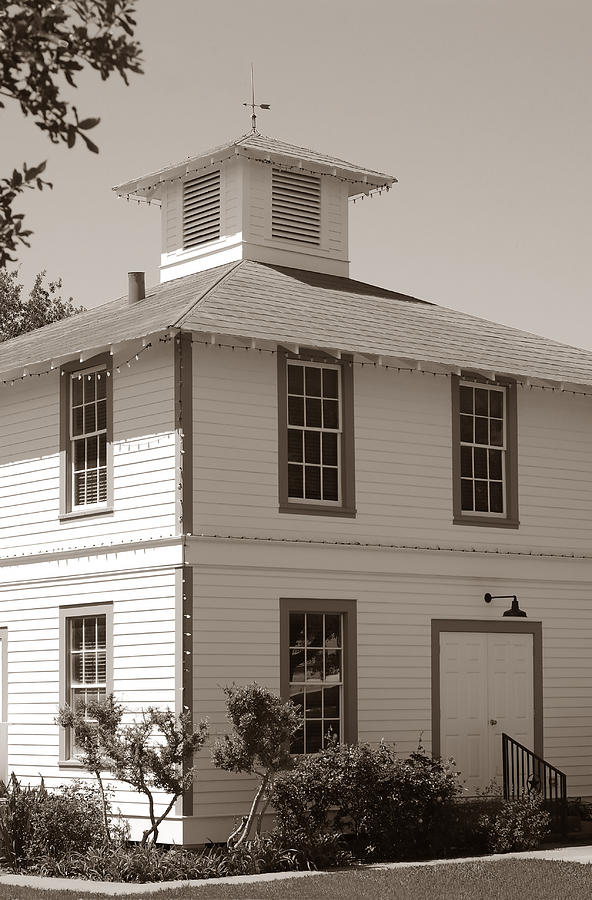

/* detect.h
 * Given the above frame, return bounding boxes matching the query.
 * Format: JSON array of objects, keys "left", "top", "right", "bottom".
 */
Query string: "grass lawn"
[{"left": 1, "top": 859, "right": 592, "bottom": 900}]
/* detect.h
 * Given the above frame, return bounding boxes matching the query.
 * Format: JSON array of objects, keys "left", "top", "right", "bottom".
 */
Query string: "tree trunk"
[
  {"left": 235, "top": 773, "right": 269, "bottom": 848},
  {"left": 95, "top": 770, "right": 112, "bottom": 844},
  {"left": 256, "top": 790, "right": 272, "bottom": 837}
]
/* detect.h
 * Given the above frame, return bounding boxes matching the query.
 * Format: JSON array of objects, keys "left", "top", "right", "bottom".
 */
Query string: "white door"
[{"left": 440, "top": 631, "right": 534, "bottom": 793}]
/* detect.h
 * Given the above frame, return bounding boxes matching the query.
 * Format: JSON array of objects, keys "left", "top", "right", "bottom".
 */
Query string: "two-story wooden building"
[{"left": 1, "top": 129, "right": 592, "bottom": 843}]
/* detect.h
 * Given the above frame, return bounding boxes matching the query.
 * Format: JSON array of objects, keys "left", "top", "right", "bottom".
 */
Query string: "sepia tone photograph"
[{"left": 0, "top": 1, "right": 591, "bottom": 897}]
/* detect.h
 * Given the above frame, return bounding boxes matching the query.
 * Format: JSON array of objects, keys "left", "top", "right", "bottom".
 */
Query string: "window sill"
[
  {"left": 58, "top": 758, "right": 84, "bottom": 769},
  {"left": 453, "top": 515, "right": 519, "bottom": 530},
  {"left": 279, "top": 503, "right": 356, "bottom": 518},
  {"left": 59, "top": 506, "right": 114, "bottom": 522}
]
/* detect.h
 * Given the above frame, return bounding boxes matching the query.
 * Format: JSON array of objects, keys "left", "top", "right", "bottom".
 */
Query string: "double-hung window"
[
  {"left": 278, "top": 350, "right": 355, "bottom": 516},
  {"left": 452, "top": 376, "right": 518, "bottom": 527},
  {"left": 59, "top": 603, "right": 113, "bottom": 763},
  {"left": 60, "top": 354, "right": 112, "bottom": 516},
  {"left": 280, "top": 599, "right": 357, "bottom": 754}
]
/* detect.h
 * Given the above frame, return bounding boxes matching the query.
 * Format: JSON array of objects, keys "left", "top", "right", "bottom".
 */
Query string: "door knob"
[{"left": 490, "top": 719, "right": 498, "bottom": 725}]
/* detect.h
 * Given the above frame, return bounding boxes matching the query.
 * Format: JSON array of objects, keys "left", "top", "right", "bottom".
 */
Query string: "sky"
[{"left": 2, "top": 0, "right": 591, "bottom": 348}]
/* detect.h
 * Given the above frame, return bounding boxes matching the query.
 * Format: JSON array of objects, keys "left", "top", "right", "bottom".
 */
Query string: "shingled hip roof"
[{"left": 1, "top": 260, "right": 592, "bottom": 388}]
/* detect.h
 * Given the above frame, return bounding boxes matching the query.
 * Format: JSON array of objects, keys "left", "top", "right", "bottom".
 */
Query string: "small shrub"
[
  {"left": 224, "top": 835, "right": 299, "bottom": 875},
  {"left": 478, "top": 794, "right": 551, "bottom": 853},
  {"left": 0, "top": 773, "right": 47, "bottom": 864},
  {"left": 271, "top": 740, "right": 461, "bottom": 862},
  {"left": 26, "top": 781, "right": 110, "bottom": 859}
]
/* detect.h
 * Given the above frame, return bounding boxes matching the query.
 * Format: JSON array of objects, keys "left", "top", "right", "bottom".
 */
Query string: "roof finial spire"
[{"left": 243, "top": 63, "right": 270, "bottom": 134}]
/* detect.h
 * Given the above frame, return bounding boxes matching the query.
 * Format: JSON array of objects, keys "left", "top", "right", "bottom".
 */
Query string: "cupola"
[{"left": 113, "top": 130, "right": 396, "bottom": 282}]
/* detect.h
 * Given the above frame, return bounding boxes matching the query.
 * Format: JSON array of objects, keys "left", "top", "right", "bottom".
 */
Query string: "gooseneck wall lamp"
[{"left": 484, "top": 593, "right": 527, "bottom": 617}]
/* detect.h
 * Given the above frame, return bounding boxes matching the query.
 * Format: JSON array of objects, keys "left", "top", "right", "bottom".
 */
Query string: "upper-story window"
[
  {"left": 278, "top": 350, "right": 355, "bottom": 517},
  {"left": 60, "top": 354, "right": 112, "bottom": 518},
  {"left": 452, "top": 376, "right": 519, "bottom": 528}
]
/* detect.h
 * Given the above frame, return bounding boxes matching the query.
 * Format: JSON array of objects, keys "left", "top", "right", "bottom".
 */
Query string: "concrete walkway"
[{"left": 1, "top": 844, "right": 592, "bottom": 895}]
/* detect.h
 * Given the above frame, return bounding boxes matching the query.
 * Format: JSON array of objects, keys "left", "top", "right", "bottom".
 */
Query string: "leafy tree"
[
  {"left": 56, "top": 695, "right": 124, "bottom": 844},
  {"left": 212, "top": 683, "right": 302, "bottom": 848},
  {"left": 0, "top": 269, "right": 84, "bottom": 341},
  {"left": 0, "top": 1, "right": 143, "bottom": 266},
  {"left": 58, "top": 695, "right": 209, "bottom": 846},
  {"left": 108, "top": 707, "right": 209, "bottom": 846}
]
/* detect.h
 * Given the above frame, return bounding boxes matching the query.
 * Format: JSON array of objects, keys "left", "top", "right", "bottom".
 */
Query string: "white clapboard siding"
[
  {"left": 0, "top": 342, "right": 176, "bottom": 556},
  {"left": 0, "top": 565, "right": 178, "bottom": 827},
  {"left": 191, "top": 562, "right": 592, "bottom": 833},
  {"left": 192, "top": 345, "right": 592, "bottom": 553}
]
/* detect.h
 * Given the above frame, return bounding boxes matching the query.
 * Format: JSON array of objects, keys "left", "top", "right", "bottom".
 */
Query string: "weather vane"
[{"left": 243, "top": 63, "right": 270, "bottom": 134}]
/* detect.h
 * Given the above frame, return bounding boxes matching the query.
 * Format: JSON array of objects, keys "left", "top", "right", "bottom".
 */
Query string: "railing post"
[{"left": 502, "top": 733, "right": 509, "bottom": 801}]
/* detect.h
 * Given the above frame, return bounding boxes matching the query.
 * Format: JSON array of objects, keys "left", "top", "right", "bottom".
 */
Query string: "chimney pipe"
[{"left": 128, "top": 271, "right": 145, "bottom": 304}]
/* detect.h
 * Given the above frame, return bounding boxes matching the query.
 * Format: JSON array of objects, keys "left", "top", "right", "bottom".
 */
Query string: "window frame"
[
  {"left": 58, "top": 602, "right": 113, "bottom": 766},
  {"left": 60, "top": 353, "right": 113, "bottom": 519},
  {"left": 451, "top": 373, "right": 519, "bottom": 528},
  {"left": 277, "top": 348, "right": 356, "bottom": 517},
  {"left": 280, "top": 598, "right": 357, "bottom": 751}
]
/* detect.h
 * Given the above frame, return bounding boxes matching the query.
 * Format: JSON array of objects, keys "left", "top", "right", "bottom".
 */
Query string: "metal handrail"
[{"left": 502, "top": 732, "right": 567, "bottom": 837}]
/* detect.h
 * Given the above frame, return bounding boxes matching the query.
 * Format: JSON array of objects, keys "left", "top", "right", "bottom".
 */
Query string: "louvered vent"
[
  {"left": 183, "top": 170, "right": 220, "bottom": 249},
  {"left": 272, "top": 169, "right": 321, "bottom": 245}
]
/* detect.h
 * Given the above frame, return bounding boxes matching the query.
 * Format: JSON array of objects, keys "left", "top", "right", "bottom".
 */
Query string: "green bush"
[
  {"left": 0, "top": 773, "right": 47, "bottom": 864},
  {"left": 478, "top": 794, "right": 551, "bottom": 853},
  {"left": 271, "top": 740, "right": 461, "bottom": 862},
  {"left": 26, "top": 782, "right": 117, "bottom": 860}
]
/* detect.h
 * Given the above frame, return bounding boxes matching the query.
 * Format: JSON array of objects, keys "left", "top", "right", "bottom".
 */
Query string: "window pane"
[
  {"left": 490, "top": 419, "right": 503, "bottom": 446},
  {"left": 97, "top": 616, "right": 106, "bottom": 649},
  {"left": 475, "top": 389, "right": 489, "bottom": 416},
  {"left": 289, "top": 613, "right": 305, "bottom": 647},
  {"left": 99, "top": 434, "right": 107, "bottom": 468},
  {"left": 290, "top": 649, "right": 305, "bottom": 682},
  {"left": 97, "top": 651, "right": 107, "bottom": 683},
  {"left": 288, "top": 364, "right": 304, "bottom": 395},
  {"left": 71, "top": 618, "right": 83, "bottom": 651},
  {"left": 304, "top": 430, "right": 320, "bottom": 464},
  {"left": 490, "top": 390, "right": 503, "bottom": 418},
  {"left": 322, "top": 399, "right": 339, "bottom": 430},
  {"left": 72, "top": 406, "right": 84, "bottom": 437},
  {"left": 325, "top": 650, "right": 341, "bottom": 681},
  {"left": 98, "top": 469, "right": 107, "bottom": 503},
  {"left": 474, "top": 417, "right": 488, "bottom": 444},
  {"left": 305, "top": 367, "right": 322, "bottom": 397},
  {"left": 475, "top": 480, "right": 489, "bottom": 512},
  {"left": 87, "top": 435, "right": 98, "bottom": 468},
  {"left": 83, "top": 652, "right": 97, "bottom": 684},
  {"left": 74, "top": 472, "right": 86, "bottom": 506},
  {"left": 288, "top": 429, "right": 303, "bottom": 463},
  {"left": 304, "top": 465, "right": 321, "bottom": 499},
  {"left": 489, "top": 448, "right": 502, "bottom": 480},
  {"left": 474, "top": 447, "right": 487, "bottom": 479},
  {"left": 84, "top": 403, "right": 96, "bottom": 434},
  {"left": 289, "top": 687, "right": 305, "bottom": 714},
  {"left": 323, "top": 467, "right": 338, "bottom": 502},
  {"left": 490, "top": 481, "right": 503, "bottom": 513},
  {"left": 291, "top": 728, "right": 304, "bottom": 754},
  {"left": 460, "top": 445, "right": 472, "bottom": 478},
  {"left": 461, "top": 478, "right": 473, "bottom": 511},
  {"left": 322, "top": 432, "right": 338, "bottom": 467},
  {"left": 324, "top": 685, "right": 340, "bottom": 718},
  {"left": 74, "top": 439, "right": 86, "bottom": 472},
  {"left": 86, "top": 470, "right": 98, "bottom": 504},
  {"left": 288, "top": 464, "right": 303, "bottom": 498},
  {"left": 305, "top": 688, "right": 323, "bottom": 718},
  {"left": 96, "top": 399, "right": 107, "bottom": 431},
  {"left": 305, "top": 397, "right": 322, "bottom": 428},
  {"left": 306, "top": 614, "right": 324, "bottom": 647},
  {"left": 324, "top": 616, "right": 341, "bottom": 647},
  {"left": 71, "top": 653, "right": 83, "bottom": 684},
  {"left": 288, "top": 396, "right": 304, "bottom": 427},
  {"left": 460, "top": 415, "right": 473, "bottom": 443},
  {"left": 97, "top": 372, "right": 107, "bottom": 400},
  {"left": 72, "top": 377, "right": 83, "bottom": 406},
  {"left": 84, "top": 375, "right": 96, "bottom": 403},
  {"left": 323, "top": 368, "right": 339, "bottom": 399},
  {"left": 324, "top": 720, "right": 340, "bottom": 746},
  {"left": 459, "top": 386, "right": 473, "bottom": 413},
  {"left": 84, "top": 617, "right": 97, "bottom": 649},
  {"left": 307, "top": 720, "right": 322, "bottom": 753},
  {"left": 305, "top": 649, "right": 324, "bottom": 681}
]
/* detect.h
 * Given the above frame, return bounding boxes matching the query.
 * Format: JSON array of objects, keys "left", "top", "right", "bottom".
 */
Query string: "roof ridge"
[{"left": 171, "top": 260, "right": 245, "bottom": 329}]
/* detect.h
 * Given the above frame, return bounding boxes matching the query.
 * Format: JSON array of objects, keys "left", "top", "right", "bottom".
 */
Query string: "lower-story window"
[
  {"left": 280, "top": 598, "right": 357, "bottom": 754},
  {"left": 59, "top": 603, "right": 113, "bottom": 763}
]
